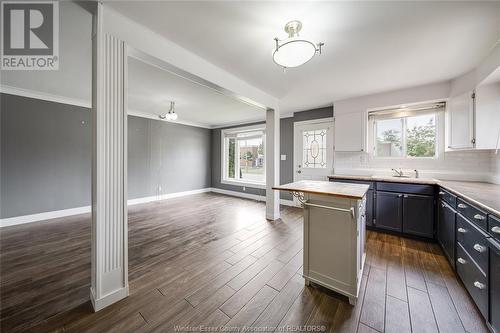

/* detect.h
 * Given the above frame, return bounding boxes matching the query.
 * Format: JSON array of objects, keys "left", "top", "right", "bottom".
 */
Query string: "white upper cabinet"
[
  {"left": 447, "top": 91, "right": 475, "bottom": 150},
  {"left": 334, "top": 111, "right": 366, "bottom": 152},
  {"left": 475, "top": 82, "right": 500, "bottom": 150}
]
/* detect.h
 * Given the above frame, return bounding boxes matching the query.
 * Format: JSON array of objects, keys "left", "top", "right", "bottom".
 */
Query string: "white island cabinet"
[{"left": 273, "top": 180, "right": 368, "bottom": 305}]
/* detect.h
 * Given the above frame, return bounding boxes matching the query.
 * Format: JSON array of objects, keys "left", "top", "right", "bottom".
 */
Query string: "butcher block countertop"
[
  {"left": 273, "top": 180, "right": 369, "bottom": 200},
  {"left": 328, "top": 175, "right": 500, "bottom": 216}
]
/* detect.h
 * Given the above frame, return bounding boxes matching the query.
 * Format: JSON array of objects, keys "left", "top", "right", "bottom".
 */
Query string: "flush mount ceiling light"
[
  {"left": 273, "top": 20, "right": 324, "bottom": 69},
  {"left": 159, "top": 101, "right": 178, "bottom": 121}
]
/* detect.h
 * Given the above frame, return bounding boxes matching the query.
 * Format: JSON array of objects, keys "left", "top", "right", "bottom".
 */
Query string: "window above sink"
[{"left": 368, "top": 102, "right": 444, "bottom": 159}]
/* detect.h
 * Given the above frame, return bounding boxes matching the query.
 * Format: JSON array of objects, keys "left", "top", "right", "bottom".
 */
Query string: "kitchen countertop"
[
  {"left": 273, "top": 180, "right": 369, "bottom": 200},
  {"left": 328, "top": 174, "right": 500, "bottom": 216}
]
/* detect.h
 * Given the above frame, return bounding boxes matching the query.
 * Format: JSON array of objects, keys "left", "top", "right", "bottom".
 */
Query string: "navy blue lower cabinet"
[
  {"left": 489, "top": 237, "right": 500, "bottom": 333},
  {"left": 402, "top": 194, "right": 434, "bottom": 238},
  {"left": 438, "top": 200, "right": 456, "bottom": 267},
  {"left": 375, "top": 191, "right": 402, "bottom": 232}
]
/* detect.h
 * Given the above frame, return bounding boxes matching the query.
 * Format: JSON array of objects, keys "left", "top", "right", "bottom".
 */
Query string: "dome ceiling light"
[
  {"left": 159, "top": 101, "right": 178, "bottom": 121},
  {"left": 273, "top": 20, "right": 324, "bottom": 69}
]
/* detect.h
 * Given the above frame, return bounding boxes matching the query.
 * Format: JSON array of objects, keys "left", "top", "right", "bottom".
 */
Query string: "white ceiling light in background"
[
  {"left": 273, "top": 20, "right": 324, "bottom": 69},
  {"left": 159, "top": 101, "right": 178, "bottom": 121}
]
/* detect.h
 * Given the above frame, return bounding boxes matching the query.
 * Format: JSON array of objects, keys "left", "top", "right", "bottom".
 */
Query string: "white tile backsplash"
[
  {"left": 334, "top": 150, "right": 498, "bottom": 183},
  {"left": 491, "top": 152, "right": 500, "bottom": 184}
]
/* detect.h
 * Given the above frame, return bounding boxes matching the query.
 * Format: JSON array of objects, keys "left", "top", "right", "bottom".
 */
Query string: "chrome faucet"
[{"left": 391, "top": 168, "right": 404, "bottom": 177}]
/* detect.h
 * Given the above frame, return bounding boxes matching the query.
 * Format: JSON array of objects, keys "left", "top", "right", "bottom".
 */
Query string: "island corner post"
[{"left": 273, "top": 180, "right": 369, "bottom": 305}]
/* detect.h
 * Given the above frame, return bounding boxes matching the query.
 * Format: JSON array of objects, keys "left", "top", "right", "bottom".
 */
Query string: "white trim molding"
[
  {"left": 0, "top": 187, "right": 298, "bottom": 228},
  {"left": 0, "top": 206, "right": 92, "bottom": 228},
  {"left": 0, "top": 84, "right": 91, "bottom": 108}
]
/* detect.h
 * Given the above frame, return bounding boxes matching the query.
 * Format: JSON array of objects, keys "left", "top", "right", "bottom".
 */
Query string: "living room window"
[{"left": 221, "top": 125, "right": 265, "bottom": 188}]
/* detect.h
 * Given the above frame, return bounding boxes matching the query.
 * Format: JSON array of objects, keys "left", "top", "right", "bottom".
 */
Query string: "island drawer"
[
  {"left": 456, "top": 243, "right": 488, "bottom": 319},
  {"left": 438, "top": 188, "right": 456, "bottom": 208},
  {"left": 489, "top": 214, "right": 500, "bottom": 243},
  {"left": 456, "top": 198, "right": 488, "bottom": 231},
  {"left": 376, "top": 182, "right": 434, "bottom": 195},
  {"left": 456, "top": 214, "right": 489, "bottom": 274}
]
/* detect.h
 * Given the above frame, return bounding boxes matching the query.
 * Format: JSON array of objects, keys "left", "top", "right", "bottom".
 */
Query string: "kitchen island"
[{"left": 273, "top": 180, "right": 369, "bottom": 305}]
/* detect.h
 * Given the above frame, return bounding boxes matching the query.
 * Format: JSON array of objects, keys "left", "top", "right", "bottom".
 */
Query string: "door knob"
[
  {"left": 492, "top": 226, "right": 500, "bottom": 234},
  {"left": 457, "top": 228, "right": 467, "bottom": 233},
  {"left": 457, "top": 258, "right": 466, "bottom": 264}
]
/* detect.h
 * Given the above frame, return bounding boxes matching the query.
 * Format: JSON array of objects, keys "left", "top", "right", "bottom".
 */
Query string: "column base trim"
[{"left": 90, "top": 285, "right": 129, "bottom": 312}]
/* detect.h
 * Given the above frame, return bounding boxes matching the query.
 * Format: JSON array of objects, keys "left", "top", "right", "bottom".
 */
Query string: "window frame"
[
  {"left": 369, "top": 108, "right": 441, "bottom": 160},
  {"left": 221, "top": 124, "right": 266, "bottom": 189}
]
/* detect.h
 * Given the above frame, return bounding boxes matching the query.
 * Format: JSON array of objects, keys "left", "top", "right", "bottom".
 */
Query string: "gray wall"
[
  {"left": 211, "top": 107, "right": 334, "bottom": 200},
  {"left": 1, "top": 94, "right": 92, "bottom": 218},
  {"left": 1, "top": 94, "right": 212, "bottom": 218},
  {"left": 128, "top": 115, "right": 211, "bottom": 199}
]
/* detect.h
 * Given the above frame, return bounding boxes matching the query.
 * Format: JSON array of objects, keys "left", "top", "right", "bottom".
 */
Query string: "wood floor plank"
[
  {"left": 267, "top": 250, "right": 303, "bottom": 291},
  {"left": 357, "top": 322, "right": 380, "bottom": 333},
  {"left": 359, "top": 267, "right": 386, "bottom": 332},
  {"left": 427, "top": 282, "right": 466, "bottom": 333},
  {"left": 385, "top": 295, "right": 411, "bottom": 333},
  {"left": 220, "top": 260, "right": 285, "bottom": 318},
  {"left": 186, "top": 255, "right": 257, "bottom": 307},
  {"left": 331, "top": 273, "right": 368, "bottom": 333},
  {"left": 224, "top": 285, "right": 278, "bottom": 328},
  {"left": 226, "top": 249, "right": 282, "bottom": 291},
  {"left": 251, "top": 273, "right": 305, "bottom": 331},
  {"left": 276, "top": 285, "right": 322, "bottom": 330},
  {"left": 407, "top": 286, "right": 439, "bottom": 333}
]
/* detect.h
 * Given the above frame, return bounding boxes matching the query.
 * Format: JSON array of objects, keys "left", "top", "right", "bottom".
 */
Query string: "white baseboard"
[
  {"left": 0, "top": 187, "right": 296, "bottom": 228},
  {"left": 0, "top": 188, "right": 211, "bottom": 228},
  {"left": 127, "top": 188, "right": 212, "bottom": 206},
  {"left": 209, "top": 187, "right": 297, "bottom": 207},
  {"left": 90, "top": 285, "right": 129, "bottom": 312},
  {"left": 0, "top": 206, "right": 92, "bottom": 228}
]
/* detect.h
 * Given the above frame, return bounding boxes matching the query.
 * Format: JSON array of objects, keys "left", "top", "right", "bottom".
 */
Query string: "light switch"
[{"left": 281, "top": 154, "right": 287, "bottom": 161}]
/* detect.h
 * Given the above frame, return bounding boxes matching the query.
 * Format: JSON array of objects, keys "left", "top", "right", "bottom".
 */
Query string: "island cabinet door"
[
  {"left": 402, "top": 194, "right": 435, "bottom": 238},
  {"left": 375, "top": 191, "right": 402, "bottom": 232}
]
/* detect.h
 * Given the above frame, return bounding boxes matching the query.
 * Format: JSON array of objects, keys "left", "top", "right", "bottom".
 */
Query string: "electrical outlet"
[
  {"left": 281, "top": 154, "right": 287, "bottom": 161},
  {"left": 243, "top": 186, "right": 246, "bottom": 191}
]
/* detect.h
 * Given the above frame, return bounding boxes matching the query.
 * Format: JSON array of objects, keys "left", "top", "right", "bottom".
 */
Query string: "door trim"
[{"left": 293, "top": 117, "right": 335, "bottom": 182}]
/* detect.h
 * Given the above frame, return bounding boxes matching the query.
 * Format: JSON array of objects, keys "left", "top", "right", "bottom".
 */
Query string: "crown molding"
[{"left": 0, "top": 85, "right": 91, "bottom": 108}]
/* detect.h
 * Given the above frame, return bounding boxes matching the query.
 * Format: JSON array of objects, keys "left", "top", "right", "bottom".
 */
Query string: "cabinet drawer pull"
[
  {"left": 473, "top": 214, "right": 485, "bottom": 221},
  {"left": 458, "top": 203, "right": 467, "bottom": 209},
  {"left": 457, "top": 228, "right": 467, "bottom": 233},
  {"left": 457, "top": 258, "right": 466, "bottom": 264},
  {"left": 473, "top": 244, "right": 486, "bottom": 253},
  {"left": 492, "top": 226, "right": 500, "bottom": 234},
  {"left": 473, "top": 281, "right": 486, "bottom": 290},
  {"left": 439, "top": 191, "right": 445, "bottom": 195}
]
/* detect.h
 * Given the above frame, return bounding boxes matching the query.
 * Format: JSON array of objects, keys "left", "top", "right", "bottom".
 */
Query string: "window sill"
[{"left": 221, "top": 179, "right": 266, "bottom": 190}]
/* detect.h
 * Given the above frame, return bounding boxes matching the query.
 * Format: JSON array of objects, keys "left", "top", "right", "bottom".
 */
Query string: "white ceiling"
[
  {"left": 108, "top": 1, "right": 500, "bottom": 113},
  {"left": 128, "top": 57, "right": 265, "bottom": 128}
]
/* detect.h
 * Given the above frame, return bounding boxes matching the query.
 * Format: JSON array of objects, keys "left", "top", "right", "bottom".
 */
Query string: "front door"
[{"left": 293, "top": 119, "right": 334, "bottom": 183}]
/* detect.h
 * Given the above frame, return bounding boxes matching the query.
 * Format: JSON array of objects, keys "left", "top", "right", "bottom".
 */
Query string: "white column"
[
  {"left": 266, "top": 108, "right": 280, "bottom": 220},
  {"left": 90, "top": 3, "right": 129, "bottom": 311}
]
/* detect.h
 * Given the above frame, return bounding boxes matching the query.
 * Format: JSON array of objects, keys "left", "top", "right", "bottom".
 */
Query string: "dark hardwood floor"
[{"left": 0, "top": 193, "right": 489, "bottom": 332}]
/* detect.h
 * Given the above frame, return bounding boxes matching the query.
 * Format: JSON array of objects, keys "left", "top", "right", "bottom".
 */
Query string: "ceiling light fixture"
[
  {"left": 273, "top": 20, "right": 324, "bottom": 69},
  {"left": 159, "top": 101, "right": 178, "bottom": 121}
]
